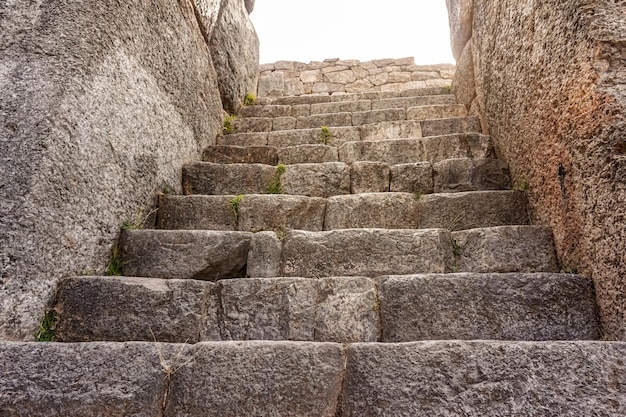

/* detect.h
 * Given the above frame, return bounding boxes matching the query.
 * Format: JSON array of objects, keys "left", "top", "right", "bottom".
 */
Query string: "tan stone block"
[
  {"left": 290, "top": 104, "right": 311, "bottom": 117},
  {"left": 388, "top": 72, "right": 412, "bottom": 83},
  {"left": 325, "top": 193, "right": 418, "bottom": 230},
  {"left": 272, "top": 116, "right": 297, "bottom": 131},
  {"left": 300, "top": 69, "right": 323, "bottom": 83},
  {"left": 157, "top": 195, "right": 236, "bottom": 231},
  {"left": 407, "top": 104, "right": 468, "bottom": 120},
  {"left": 390, "top": 163, "right": 434, "bottom": 194},
  {"left": 238, "top": 195, "right": 327, "bottom": 232},
  {"left": 324, "top": 69, "right": 357, "bottom": 84},
  {"left": 311, "top": 82, "right": 344, "bottom": 93},
  {"left": 296, "top": 112, "right": 352, "bottom": 129},
  {"left": 352, "top": 108, "right": 406, "bottom": 126},
  {"left": 247, "top": 231, "right": 282, "bottom": 278},
  {"left": 339, "top": 139, "right": 422, "bottom": 165},
  {"left": 359, "top": 120, "right": 423, "bottom": 140},
  {"left": 278, "top": 145, "right": 339, "bottom": 164},
  {"left": 233, "top": 117, "right": 272, "bottom": 133},
  {"left": 350, "top": 162, "right": 390, "bottom": 193},
  {"left": 411, "top": 71, "right": 441, "bottom": 81},
  {"left": 183, "top": 162, "right": 276, "bottom": 195},
  {"left": 281, "top": 162, "right": 351, "bottom": 197},
  {"left": 433, "top": 158, "right": 510, "bottom": 192}
]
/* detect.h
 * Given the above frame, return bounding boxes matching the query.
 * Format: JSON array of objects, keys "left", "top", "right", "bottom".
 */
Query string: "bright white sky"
[{"left": 250, "top": 1, "right": 455, "bottom": 65}]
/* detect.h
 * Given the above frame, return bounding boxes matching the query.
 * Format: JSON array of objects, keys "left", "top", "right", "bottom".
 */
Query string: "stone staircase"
[{"left": 3, "top": 79, "right": 626, "bottom": 416}]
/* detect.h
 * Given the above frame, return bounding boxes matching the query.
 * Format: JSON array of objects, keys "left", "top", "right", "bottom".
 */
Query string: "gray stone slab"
[
  {"left": 271, "top": 116, "right": 298, "bottom": 131},
  {"left": 418, "top": 191, "right": 529, "bottom": 230},
  {"left": 352, "top": 108, "right": 406, "bottom": 126},
  {"left": 343, "top": 341, "right": 626, "bottom": 416},
  {"left": 310, "top": 100, "right": 372, "bottom": 114},
  {"left": 268, "top": 126, "right": 361, "bottom": 147},
  {"left": 55, "top": 276, "right": 219, "bottom": 343},
  {"left": 119, "top": 230, "right": 252, "bottom": 280},
  {"left": 378, "top": 273, "right": 600, "bottom": 341},
  {"left": 406, "top": 104, "right": 468, "bottom": 120},
  {"left": 371, "top": 95, "right": 457, "bottom": 110},
  {"left": 0, "top": 341, "right": 178, "bottom": 417},
  {"left": 452, "top": 226, "right": 559, "bottom": 273},
  {"left": 233, "top": 116, "right": 272, "bottom": 133},
  {"left": 183, "top": 162, "right": 276, "bottom": 195},
  {"left": 359, "top": 120, "right": 423, "bottom": 140},
  {"left": 390, "top": 162, "right": 434, "bottom": 194},
  {"left": 350, "top": 161, "right": 390, "bottom": 193},
  {"left": 278, "top": 145, "right": 339, "bottom": 164},
  {"left": 281, "top": 229, "right": 454, "bottom": 277},
  {"left": 433, "top": 158, "right": 511, "bottom": 192},
  {"left": 202, "top": 145, "right": 278, "bottom": 165},
  {"left": 290, "top": 104, "right": 311, "bottom": 117},
  {"left": 239, "top": 104, "right": 292, "bottom": 118},
  {"left": 420, "top": 133, "right": 494, "bottom": 163},
  {"left": 281, "top": 162, "right": 350, "bottom": 197},
  {"left": 246, "top": 231, "right": 282, "bottom": 278},
  {"left": 296, "top": 112, "right": 353, "bottom": 129},
  {"left": 217, "top": 132, "right": 269, "bottom": 147},
  {"left": 238, "top": 194, "right": 326, "bottom": 232},
  {"left": 157, "top": 195, "right": 236, "bottom": 231},
  {"left": 421, "top": 116, "right": 481, "bottom": 136},
  {"left": 166, "top": 341, "right": 345, "bottom": 417},
  {"left": 339, "top": 139, "right": 423, "bottom": 164},
  {"left": 272, "top": 95, "right": 332, "bottom": 105},
  {"left": 325, "top": 193, "right": 419, "bottom": 230}
]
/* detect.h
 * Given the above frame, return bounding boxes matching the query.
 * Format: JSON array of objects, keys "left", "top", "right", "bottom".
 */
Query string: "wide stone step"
[
  {"left": 0, "top": 341, "right": 346, "bottom": 417},
  {"left": 157, "top": 191, "right": 527, "bottom": 232},
  {"left": 377, "top": 273, "right": 599, "bottom": 341},
  {"left": 343, "top": 341, "right": 626, "bottom": 416},
  {"left": 269, "top": 86, "right": 453, "bottom": 105},
  {"left": 54, "top": 272, "right": 596, "bottom": 344},
  {"left": 117, "top": 226, "right": 557, "bottom": 280},
  {"left": 202, "top": 144, "right": 341, "bottom": 165},
  {"left": 232, "top": 108, "right": 472, "bottom": 133}
]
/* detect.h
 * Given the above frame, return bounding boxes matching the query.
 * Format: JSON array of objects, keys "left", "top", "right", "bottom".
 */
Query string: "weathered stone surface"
[
  {"left": 220, "top": 278, "right": 318, "bottom": 341},
  {"left": 339, "top": 139, "right": 423, "bottom": 165},
  {"left": 406, "top": 104, "right": 467, "bottom": 120},
  {"left": 217, "top": 132, "right": 268, "bottom": 146},
  {"left": 119, "top": 230, "right": 252, "bottom": 280},
  {"left": 209, "top": 0, "right": 259, "bottom": 112},
  {"left": 433, "top": 158, "right": 510, "bottom": 192},
  {"left": 325, "top": 193, "right": 418, "bottom": 230},
  {"left": 281, "top": 163, "right": 351, "bottom": 197},
  {"left": 290, "top": 104, "right": 311, "bottom": 117},
  {"left": 268, "top": 127, "right": 361, "bottom": 147},
  {"left": 239, "top": 104, "right": 291, "bottom": 118},
  {"left": 421, "top": 133, "right": 493, "bottom": 163},
  {"left": 453, "top": 38, "right": 476, "bottom": 108},
  {"left": 278, "top": 145, "right": 339, "bottom": 164},
  {"left": 390, "top": 163, "right": 434, "bottom": 194},
  {"left": 315, "top": 277, "right": 380, "bottom": 342},
  {"left": 310, "top": 100, "right": 372, "bottom": 115},
  {"left": 238, "top": 195, "right": 326, "bottom": 232},
  {"left": 311, "top": 82, "right": 345, "bottom": 94},
  {"left": 352, "top": 109, "right": 406, "bottom": 126},
  {"left": 419, "top": 191, "right": 528, "bottom": 230},
  {"left": 452, "top": 226, "right": 559, "bottom": 273},
  {"left": 233, "top": 116, "right": 272, "bottom": 132},
  {"left": 202, "top": 145, "right": 278, "bottom": 164},
  {"left": 246, "top": 231, "right": 282, "bottom": 278},
  {"left": 281, "top": 229, "right": 454, "bottom": 277},
  {"left": 166, "top": 342, "right": 346, "bottom": 416},
  {"left": 55, "top": 276, "right": 219, "bottom": 343},
  {"left": 350, "top": 162, "right": 390, "bottom": 193},
  {"left": 421, "top": 116, "right": 481, "bottom": 136},
  {"left": 157, "top": 195, "right": 236, "bottom": 231},
  {"left": 272, "top": 95, "right": 331, "bottom": 106},
  {"left": 359, "top": 120, "right": 423, "bottom": 140},
  {"left": 446, "top": 0, "right": 474, "bottom": 60},
  {"left": 244, "top": 0, "right": 255, "bottom": 14},
  {"left": 0, "top": 341, "right": 177, "bottom": 416},
  {"left": 464, "top": 0, "right": 626, "bottom": 338},
  {"left": 0, "top": 0, "right": 226, "bottom": 340},
  {"left": 271, "top": 116, "right": 298, "bottom": 131},
  {"left": 371, "top": 95, "right": 457, "bottom": 110},
  {"left": 296, "top": 112, "right": 352, "bottom": 129},
  {"left": 183, "top": 162, "right": 276, "bottom": 195},
  {"left": 324, "top": 69, "right": 357, "bottom": 84},
  {"left": 343, "top": 341, "right": 626, "bottom": 416},
  {"left": 378, "top": 273, "right": 599, "bottom": 341},
  {"left": 257, "top": 73, "right": 284, "bottom": 97}
]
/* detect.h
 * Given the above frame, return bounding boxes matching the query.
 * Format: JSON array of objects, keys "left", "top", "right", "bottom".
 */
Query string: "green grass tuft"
[
  {"left": 267, "top": 164, "right": 287, "bottom": 194},
  {"left": 229, "top": 195, "right": 244, "bottom": 221},
  {"left": 223, "top": 114, "right": 237, "bottom": 135},
  {"left": 106, "top": 244, "right": 125, "bottom": 276},
  {"left": 319, "top": 126, "right": 332, "bottom": 145},
  {"left": 36, "top": 310, "right": 57, "bottom": 342},
  {"left": 244, "top": 93, "right": 256, "bottom": 106}
]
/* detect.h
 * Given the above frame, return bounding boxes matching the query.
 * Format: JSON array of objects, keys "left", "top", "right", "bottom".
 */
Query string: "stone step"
[
  {"left": 268, "top": 86, "right": 453, "bottom": 105},
  {"left": 343, "top": 341, "right": 626, "bottom": 416},
  {"left": 53, "top": 272, "right": 596, "bottom": 344},
  {"left": 184, "top": 153, "right": 498, "bottom": 198},
  {"left": 231, "top": 108, "right": 472, "bottom": 133},
  {"left": 5, "top": 341, "right": 624, "bottom": 415},
  {"left": 202, "top": 144, "right": 341, "bottom": 165},
  {"left": 239, "top": 95, "right": 457, "bottom": 118},
  {"left": 157, "top": 191, "right": 528, "bottom": 232},
  {"left": 117, "top": 226, "right": 556, "bottom": 281}
]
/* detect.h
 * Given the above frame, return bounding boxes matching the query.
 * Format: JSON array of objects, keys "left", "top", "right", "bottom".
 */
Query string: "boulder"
[{"left": 446, "top": 0, "right": 474, "bottom": 60}]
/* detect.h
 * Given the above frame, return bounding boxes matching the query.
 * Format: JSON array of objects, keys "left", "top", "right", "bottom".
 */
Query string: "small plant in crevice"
[
  {"left": 512, "top": 178, "right": 530, "bottom": 192},
  {"left": 243, "top": 93, "right": 256, "bottom": 106},
  {"left": 229, "top": 195, "right": 244, "bottom": 222},
  {"left": 106, "top": 244, "right": 125, "bottom": 276},
  {"left": 161, "top": 185, "right": 173, "bottom": 195},
  {"left": 36, "top": 309, "right": 57, "bottom": 342},
  {"left": 372, "top": 301, "right": 381, "bottom": 312},
  {"left": 319, "top": 126, "right": 332, "bottom": 145},
  {"left": 443, "top": 84, "right": 452, "bottom": 94},
  {"left": 413, "top": 192, "right": 422, "bottom": 201},
  {"left": 223, "top": 114, "right": 237, "bottom": 135},
  {"left": 121, "top": 208, "right": 158, "bottom": 231},
  {"left": 267, "top": 164, "right": 286, "bottom": 194},
  {"left": 451, "top": 238, "right": 461, "bottom": 257},
  {"left": 273, "top": 226, "right": 289, "bottom": 241}
]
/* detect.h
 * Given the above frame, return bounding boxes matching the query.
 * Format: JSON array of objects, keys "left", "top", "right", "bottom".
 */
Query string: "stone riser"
[
  {"left": 184, "top": 154, "right": 498, "bottom": 198},
  {"left": 3, "top": 341, "right": 624, "bottom": 416},
  {"left": 267, "top": 86, "right": 453, "bottom": 105},
  {"left": 117, "top": 226, "right": 559, "bottom": 281},
  {"left": 53, "top": 273, "right": 598, "bottom": 344},
  {"left": 232, "top": 109, "right": 473, "bottom": 133},
  {"left": 157, "top": 191, "right": 528, "bottom": 232}
]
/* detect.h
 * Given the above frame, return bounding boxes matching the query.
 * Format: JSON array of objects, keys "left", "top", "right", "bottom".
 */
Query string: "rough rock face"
[
  {"left": 0, "top": 0, "right": 258, "bottom": 340},
  {"left": 245, "top": 0, "right": 255, "bottom": 14},
  {"left": 448, "top": 0, "right": 626, "bottom": 339},
  {"left": 445, "top": 0, "right": 473, "bottom": 60},
  {"left": 210, "top": 0, "right": 260, "bottom": 112}
]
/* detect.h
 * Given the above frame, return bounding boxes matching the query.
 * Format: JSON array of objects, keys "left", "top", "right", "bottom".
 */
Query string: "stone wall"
[
  {"left": 257, "top": 58, "right": 454, "bottom": 97},
  {"left": 447, "top": 0, "right": 626, "bottom": 339},
  {"left": 0, "top": 0, "right": 258, "bottom": 340}
]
